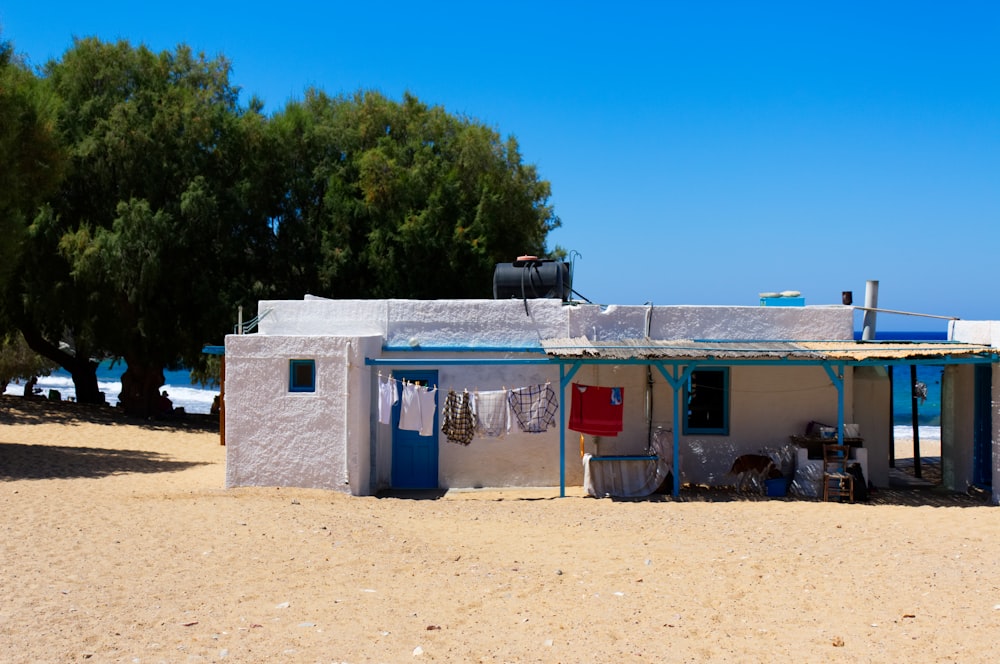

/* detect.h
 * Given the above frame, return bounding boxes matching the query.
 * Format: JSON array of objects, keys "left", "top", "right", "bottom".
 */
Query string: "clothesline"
[
  {"left": 377, "top": 370, "right": 551, "bottom": 394},
  {"left": 378, "top": 373, "right": 626, "bottom": 448},
  {"left": 378, "top": 374, "right": 560, "bottom": 442}
]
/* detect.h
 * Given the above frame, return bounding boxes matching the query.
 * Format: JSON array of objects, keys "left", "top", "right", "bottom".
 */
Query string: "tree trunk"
[
  {"left": 16, "top": 323, "right": 103, "bottom": 404},
  {"left": 119, "top": 359, "right": 166, "bottom": 418}
]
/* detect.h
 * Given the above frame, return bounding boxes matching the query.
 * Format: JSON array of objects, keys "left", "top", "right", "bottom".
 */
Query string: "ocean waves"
[{"left": 3, "top": 371, "right": 218, "bottom": 415}]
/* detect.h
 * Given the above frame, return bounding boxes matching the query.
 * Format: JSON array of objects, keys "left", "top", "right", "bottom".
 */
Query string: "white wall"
[
  {"left": 260, "top": 298, "right": 855, "bottom": 345},
  {"left": 258, "top": 298, "right": 569, "bottom": 346},
  {"left": 225, "top": 334, "right": 381, "bottom": 494},
  {"left": 569, "top": 304, "right": 854, "bottom": 341},
  {"left": 228, "top": 298, "right": 861, "bottom": 493},
  {"left": 950, "top": 320, "right": 1000, "bottom": 346},
  {"left": 852, "top": 366, "right": 890, "bottom": 487},
  {"left": 942, "top": 365, "right": 975, "bottom": 493},
  {"left": 668, "top": 365, "right": 846, "bottom": 485}
]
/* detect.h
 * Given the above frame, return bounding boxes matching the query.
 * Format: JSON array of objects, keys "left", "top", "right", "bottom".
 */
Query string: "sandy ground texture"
[{"left": 2, "top": 395, "right": 998, "bottom": 663}]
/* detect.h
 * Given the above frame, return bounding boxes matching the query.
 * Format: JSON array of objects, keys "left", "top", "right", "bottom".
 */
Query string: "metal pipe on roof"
[
  {"left": 862, "top": 280, "right": 879, "bottom": 341},
  {"left": 853, "top": 306, "right": 958, "bottom": 321}
]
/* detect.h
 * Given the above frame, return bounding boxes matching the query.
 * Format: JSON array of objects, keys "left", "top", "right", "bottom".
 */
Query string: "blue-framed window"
[
  {"left": 289, "top": 359, "right": 316, "bottom": 392},
  {"left": 683, "top": 368, "right": 729, "bottom": 435}
]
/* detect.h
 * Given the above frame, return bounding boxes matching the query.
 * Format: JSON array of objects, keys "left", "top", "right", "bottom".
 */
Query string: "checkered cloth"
[
  {"left": 441, "top": 389, "right": 475, "bottom": 445},
  {"left": 474, "top": 389, "right": 510, "bottom": 438},
  {"left": 508, "top": 383, "right": 559, "bottom": 433}
]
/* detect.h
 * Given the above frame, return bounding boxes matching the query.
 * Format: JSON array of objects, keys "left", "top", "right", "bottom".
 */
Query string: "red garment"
[{"left": 569, "top": 384, "right": 624, "bottom": 436}]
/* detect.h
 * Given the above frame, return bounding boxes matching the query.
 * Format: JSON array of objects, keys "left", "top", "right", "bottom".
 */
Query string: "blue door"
[
  {"left": 973, "top": 364, "right": 992, "bottom": 488},
  {"left": 391, "top": 370, "right": 439, "bottom": 489}
]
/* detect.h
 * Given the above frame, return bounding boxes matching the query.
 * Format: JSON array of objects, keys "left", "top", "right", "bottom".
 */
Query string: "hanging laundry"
[
  {"left": 400, "top": 382, "right": 438, "bottom": 436},
  {"left": 417, "top": 386, "right": 437, "bottom": 437},
  {"left": 399, "top": 381, "right": 423, "bottom": 432},
  {"left": 474, "top": 389, "right": 510, "bottom": 438},
  {"left": 441, "top": 389, "right": 475, "bottom": 445},
  {"left": 508, "top": 383, "right": 559, "bottom": 433},
  {"left": 378, "top": 375, "right": 398, "bottom": 425},
  {"left": 569, "top": 383, "right": 624, "bottom": 436}
]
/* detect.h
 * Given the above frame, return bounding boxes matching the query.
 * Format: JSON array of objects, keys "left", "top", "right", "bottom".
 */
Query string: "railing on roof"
[{"left": 234, "top": 308, "right": 272, "bottom": 335}]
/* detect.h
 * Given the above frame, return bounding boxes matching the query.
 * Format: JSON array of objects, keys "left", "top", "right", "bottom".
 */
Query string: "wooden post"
[{"left": 888, "top": 365, "right": 895, "bottom": 468}]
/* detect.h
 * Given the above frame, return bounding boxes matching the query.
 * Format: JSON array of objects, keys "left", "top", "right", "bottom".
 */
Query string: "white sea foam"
[
  {"left": 894, "top": 424, "right": 940, "bottom": 442},
  {"left": 3, "top": 374, "right": 218, "bottom": 414}
]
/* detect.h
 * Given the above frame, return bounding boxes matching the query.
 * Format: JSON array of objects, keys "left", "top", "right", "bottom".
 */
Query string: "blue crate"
[{"left": 760, "top": 297, "right": 805, "bottom": 307}]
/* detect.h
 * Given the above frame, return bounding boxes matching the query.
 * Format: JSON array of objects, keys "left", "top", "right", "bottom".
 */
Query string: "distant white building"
[{"left": 221, "top": 296, "right": 1000, "bottom": 502}]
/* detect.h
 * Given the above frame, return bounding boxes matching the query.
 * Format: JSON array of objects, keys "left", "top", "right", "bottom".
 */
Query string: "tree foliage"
[
  {"left": 1, "top": 36, "right": 560, "bottom": 417},
  {"left": 12, "top": 38, "right": 274, "bottom": 416},
  {"left": 0, "top": 331, "right": 57, "bottom": 394},
  {"left": 267, "top": 90, "right": 559, "bottom": 299},
  {"left": 0, "top": 36, "right": 64, "bottom": 296}
]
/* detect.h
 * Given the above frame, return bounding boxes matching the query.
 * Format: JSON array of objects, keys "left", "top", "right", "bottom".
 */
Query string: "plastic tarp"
[{"left": 583, "top": 431, "right": 672, "bottom": 498}]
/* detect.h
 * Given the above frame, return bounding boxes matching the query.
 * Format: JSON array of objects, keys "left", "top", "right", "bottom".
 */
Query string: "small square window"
[{"left": 289, "top": 359, "right": 316, "bottom": 392}]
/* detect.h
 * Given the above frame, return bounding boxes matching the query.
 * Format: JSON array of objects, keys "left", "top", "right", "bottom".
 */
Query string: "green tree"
[
  {"left": 15, "top": 38, "right": 274, "bottom": 416},
  {"left": 267, "top": 90, "right": 560, "bottom": 299},
  {"left": 0, "top": 331, "right": 56, "bottom": 395},
  {"left": 0, "top": 35, "right": 64, "bottom": 294}
]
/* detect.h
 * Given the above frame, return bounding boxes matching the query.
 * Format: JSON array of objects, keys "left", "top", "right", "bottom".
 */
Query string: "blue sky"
[{"left": 3, "top": 1, "right": 998, "bottom": 330}]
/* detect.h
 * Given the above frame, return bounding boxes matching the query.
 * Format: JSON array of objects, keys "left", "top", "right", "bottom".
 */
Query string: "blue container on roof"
[{"left": 760, "top": 296, "right": 805, "bottom": 307}]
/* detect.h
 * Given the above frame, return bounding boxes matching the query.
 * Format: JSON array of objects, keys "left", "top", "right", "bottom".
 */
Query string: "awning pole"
[
  {"left": 822, "top": 363, "right": 846, "bottom": 445},
  {"left": 559, "top": 363, "right": 566, "bottom": 497},
  {"left": 654, "top": 362, "right": 696, "bottom": 497},
  {"left": 674, "top": 373, "right": 682, "bottom": 496},
  {"left": 559, "top": 361, "right": 583, "bottom": 497}
]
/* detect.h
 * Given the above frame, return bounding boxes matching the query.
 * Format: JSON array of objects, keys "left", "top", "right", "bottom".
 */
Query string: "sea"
[
  {"left": 3, "top": 361, "right": 218, "bottom": 415},
  {"left": 0, "top": 330, "right": 951, "bottom": 427},
  {"left": 856, "top": 330, "right": 945, "bottom": 442}
]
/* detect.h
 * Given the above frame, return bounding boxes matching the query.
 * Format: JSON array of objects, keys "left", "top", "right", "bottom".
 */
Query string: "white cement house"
[{"left": 222, "top": 296, "right": 1000, "bottom": 502}]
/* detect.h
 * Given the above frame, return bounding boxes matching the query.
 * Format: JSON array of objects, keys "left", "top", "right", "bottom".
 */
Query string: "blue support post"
[
  {"left": 822, "top": 363, "right": 846, "bottom": 445},
  {"left": 653, "top": 362, "right": 696, "bottom": 497},
  {"left": 559, "top": 361, "right": 583, "bottom": 498},
  {"left": 674, "top": 375, "right": 682, "bottom": 496},
  {"left": 559, "top": 363, "right": 565, "bottom": 497}
]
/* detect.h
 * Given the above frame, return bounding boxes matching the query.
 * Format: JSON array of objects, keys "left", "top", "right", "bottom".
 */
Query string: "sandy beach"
[{"left": 2, "top": 395, "right": 998, "bottom": 663}]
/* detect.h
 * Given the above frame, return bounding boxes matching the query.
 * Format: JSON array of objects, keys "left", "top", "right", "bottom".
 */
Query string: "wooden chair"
[{"left": 822, "top": 444, "right": 854, "bottom": 503}]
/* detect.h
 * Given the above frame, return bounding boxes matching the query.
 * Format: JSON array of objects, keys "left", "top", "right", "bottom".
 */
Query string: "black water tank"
[{"left": 493, "top": 258, "right": 570, "bottom": 301}]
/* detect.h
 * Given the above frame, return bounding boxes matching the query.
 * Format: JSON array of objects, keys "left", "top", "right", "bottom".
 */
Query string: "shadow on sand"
[
  {"left": 375, "top": 488, "right": 449, "bottom": 500},
  {"left": 0, "top": 394, "right": 219, "bottom": 433},
  {"left": 0, "top": 395, "right": 216, "bottom": 480},
  {"left": 611, "top": 456, "right": 990, "bottom": 508},
  {"left": 0, "top": 442, "right": 210, "bottom": 480}
]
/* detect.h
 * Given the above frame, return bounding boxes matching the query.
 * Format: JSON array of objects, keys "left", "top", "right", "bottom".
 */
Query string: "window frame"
[
  {"left": 682, "top": 367, "right": 730, "bottom": 435},
  {"left": 288, "top": 359, "right": 316, "bottom": 393}
]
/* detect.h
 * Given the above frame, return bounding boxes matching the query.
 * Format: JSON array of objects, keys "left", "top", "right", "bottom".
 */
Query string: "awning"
[{"left": 540, "top": 338, "right": 998, "bottom": 365}]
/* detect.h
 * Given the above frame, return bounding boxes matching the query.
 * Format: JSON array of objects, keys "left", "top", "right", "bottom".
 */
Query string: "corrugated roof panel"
[{"left": 540, "top": 337, "right": 997, "bottom": 363}]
